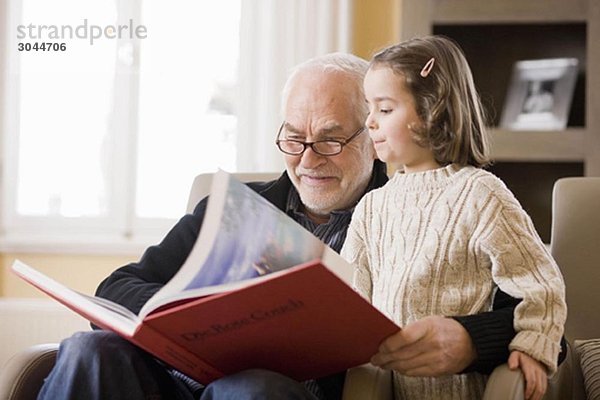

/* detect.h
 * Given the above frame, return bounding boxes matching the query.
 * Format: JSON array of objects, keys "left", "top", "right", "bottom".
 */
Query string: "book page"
[
  {"left": 11, "top": 260, "right": 140, "bottom": 335},
  {"left": 140, "top": 170, "right": 345, "bottom": 318}
]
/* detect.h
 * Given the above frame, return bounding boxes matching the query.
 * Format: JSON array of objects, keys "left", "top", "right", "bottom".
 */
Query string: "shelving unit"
[{"left": 396, "top": 0, "right": 600, "bottom": 241}]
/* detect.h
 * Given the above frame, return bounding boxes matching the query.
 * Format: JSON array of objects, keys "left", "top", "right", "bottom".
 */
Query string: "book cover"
[{"left": 12, "top": 170, "right": 399, "bottom": 384}]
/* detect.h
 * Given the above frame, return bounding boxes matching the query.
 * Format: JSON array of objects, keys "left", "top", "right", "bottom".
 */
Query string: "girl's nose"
[{"left": 366, "top": 113, "right": 376, "bottom": 130}]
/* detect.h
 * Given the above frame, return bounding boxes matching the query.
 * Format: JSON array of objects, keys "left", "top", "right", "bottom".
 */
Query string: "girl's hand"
[{"left": 508, "top": 350, "right": 548, "bottom": 400}]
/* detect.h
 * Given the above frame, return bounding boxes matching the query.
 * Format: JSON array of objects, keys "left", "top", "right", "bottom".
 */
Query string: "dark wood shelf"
[{"left": 433, "top": 23, "right": 586, "bottom": 128}]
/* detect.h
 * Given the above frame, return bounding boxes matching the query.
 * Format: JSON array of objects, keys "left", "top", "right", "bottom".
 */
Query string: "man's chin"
[{"left": 299, "top": 194, "right": 338, "bottom": 217}]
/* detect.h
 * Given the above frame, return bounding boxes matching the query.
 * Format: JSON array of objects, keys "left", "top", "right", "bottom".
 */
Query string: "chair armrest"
[
  {"left": 343, "top": 362, "right": 527, "bottom": 400},
  {"left": 0, "top": 344, "right": 59, "bottom": 400},
  {"left": 483, "top": 363, "right": 524, "bottom": 400},
  {"left": 342, "top": 363, "right": 393, "bottom": 400}
]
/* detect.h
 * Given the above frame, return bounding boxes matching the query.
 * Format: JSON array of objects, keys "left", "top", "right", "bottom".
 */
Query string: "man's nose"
[{"left": 299, "top": 146, "right": 327, "bottom": 169}]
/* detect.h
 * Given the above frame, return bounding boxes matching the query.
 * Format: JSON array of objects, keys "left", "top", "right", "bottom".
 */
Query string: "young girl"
[{"left": 341, "top": 36, "right": 566, "bottom": 400}]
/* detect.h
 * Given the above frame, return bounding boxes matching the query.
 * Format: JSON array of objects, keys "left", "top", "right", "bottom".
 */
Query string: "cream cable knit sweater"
[{"left": 341, "top": 164, "right": 566, "bottom": 400}]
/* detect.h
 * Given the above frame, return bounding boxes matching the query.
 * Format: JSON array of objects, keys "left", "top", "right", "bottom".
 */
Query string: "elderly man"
[{"left": 38, "top": 53, "right": 532, "bottom": 400}]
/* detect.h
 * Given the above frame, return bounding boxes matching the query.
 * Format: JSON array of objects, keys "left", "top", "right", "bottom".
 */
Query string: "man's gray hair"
[{"left": 280, "top": 52, "right": 369, "bottom": 124}]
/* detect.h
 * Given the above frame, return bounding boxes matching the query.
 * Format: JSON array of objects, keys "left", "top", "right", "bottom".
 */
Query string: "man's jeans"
[{"left": 37, "top": 331, "right": 320, "bottom": 400}]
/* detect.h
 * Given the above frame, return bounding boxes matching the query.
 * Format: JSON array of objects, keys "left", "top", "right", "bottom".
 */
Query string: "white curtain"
[{"left": 236, "top": 0, "right": 352, "bottom": 172}]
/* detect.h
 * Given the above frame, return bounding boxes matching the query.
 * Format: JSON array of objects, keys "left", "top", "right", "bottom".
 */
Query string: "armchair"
[
  {"left": 0, "top": 171, "right": 527, "bottom": 399},
  {"left": 548, "top": 177, "right": 600, "bottom": 399},
  {"left": 0, "top": 344, "right": 59, "bottom": 400},
  {"left": 341, "top": 358, "right": 525, "bottom": 400}
]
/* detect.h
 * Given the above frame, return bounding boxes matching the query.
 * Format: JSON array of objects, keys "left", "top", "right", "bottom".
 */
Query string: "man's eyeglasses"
[{"left": 275, "top": 123, "right": 365, "bottom": 156}]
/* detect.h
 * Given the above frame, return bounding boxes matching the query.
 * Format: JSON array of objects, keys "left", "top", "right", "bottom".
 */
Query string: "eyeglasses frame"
[{"left": 275, "top": 122, "right": 365, "bottom": 156}]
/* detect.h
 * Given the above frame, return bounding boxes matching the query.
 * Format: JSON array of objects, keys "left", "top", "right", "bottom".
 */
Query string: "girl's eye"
[{"left": 380, "top": 109, "right": 392, "bottom": 114}]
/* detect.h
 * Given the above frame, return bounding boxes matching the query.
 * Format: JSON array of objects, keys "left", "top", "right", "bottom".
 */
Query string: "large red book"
[{"left": 12, "top": 170, "right": 399, "bottom": 384}]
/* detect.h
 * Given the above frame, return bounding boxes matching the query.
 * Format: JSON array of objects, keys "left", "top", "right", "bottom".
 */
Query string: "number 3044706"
[{"left": 18, "top": 42, "right": 66, "bottom": 51}]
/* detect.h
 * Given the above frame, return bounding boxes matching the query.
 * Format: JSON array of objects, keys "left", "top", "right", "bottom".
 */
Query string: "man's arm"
[
  {"left": 452, "top": 288, "right": 520, "bottom": 374},
  {"left": 95, "top": 198, "right": 209, "bottom": 315},
  {"left": 370, "top": 289, "right": 518, "bottom": 375},
  {"left": 371, "top": 288, "right": 566, "bottom": 376}
]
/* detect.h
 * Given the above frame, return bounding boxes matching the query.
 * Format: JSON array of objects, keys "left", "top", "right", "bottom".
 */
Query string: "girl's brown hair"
[{"left": 371, "top": 35, "right": 491, "bottom": 167}]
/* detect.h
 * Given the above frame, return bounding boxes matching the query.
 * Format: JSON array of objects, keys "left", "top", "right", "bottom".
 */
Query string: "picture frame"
[{"left": 500, "top": 58, "right": 579, "bottom": 131}]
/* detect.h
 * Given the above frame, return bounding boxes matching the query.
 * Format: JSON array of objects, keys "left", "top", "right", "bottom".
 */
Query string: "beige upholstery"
[
  {"left": 0, "top": 171, "right": 528, "bottom": 399},
  {"left": 0, "top": 345, "right": 59, "bottom": 400},
  {"left": 342, "top": 364, "right": 393, "bottom": 400},
  {"left": 548, "top": 177, "right": 600, "bottom": 400},
  {"left": 550, "top": 177, "right": 600, "bottom": 341},
  {"left": 342, "top": 362, "right": 525, "bottom": 400}
]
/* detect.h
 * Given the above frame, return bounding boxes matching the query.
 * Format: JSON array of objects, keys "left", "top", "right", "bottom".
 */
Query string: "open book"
[{"left": 12, "top": 170, "right": 399, "bottom": 384}]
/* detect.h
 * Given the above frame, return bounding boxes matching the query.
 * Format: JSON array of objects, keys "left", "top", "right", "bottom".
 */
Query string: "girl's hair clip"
[{"left": 420, "top": 57, "right": 435, "bottom": 78}]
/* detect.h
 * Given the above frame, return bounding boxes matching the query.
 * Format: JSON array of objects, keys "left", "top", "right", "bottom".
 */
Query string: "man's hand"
[{"left": 370, "top": 316, "right": 477, "bottom": 376}]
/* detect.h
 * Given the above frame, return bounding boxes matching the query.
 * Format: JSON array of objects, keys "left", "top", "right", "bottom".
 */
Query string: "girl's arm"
[{"left": 481, "top": 199, "right": 566, "bottom": 374}]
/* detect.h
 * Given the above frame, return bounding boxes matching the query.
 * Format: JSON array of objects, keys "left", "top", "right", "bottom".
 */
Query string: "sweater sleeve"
[
  {"left": 95, "top": 198, "right": 208, "bottom": 315},
  {"left": 454, "top": 287, "right": 568, "bottom": 375},
  {"left": 479, "top": 196, "right": 567, "bottom": 374},
  {"left": 452, "top": 289, "right": 518, "bottom": 374},
  {"left": 340, "top": 199, "right": 372, "bottom": 303}
]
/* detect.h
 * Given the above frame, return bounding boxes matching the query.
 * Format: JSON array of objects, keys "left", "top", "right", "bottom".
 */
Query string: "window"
[
  {"left": 2, "top": 0, "right": 241, "bottom": 251},
  {"left": 1, "top": 0, "right": 352, "bottom": 253},
  {"left": 135, "top": 2, "right": 239, "bottom": 219}
]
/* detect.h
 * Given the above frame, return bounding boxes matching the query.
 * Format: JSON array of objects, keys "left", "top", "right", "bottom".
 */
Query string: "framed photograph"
[{"left": 500, "top": 58, "right": 579, "bottom": 131}]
